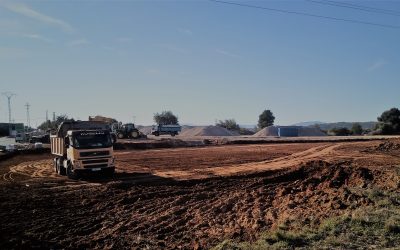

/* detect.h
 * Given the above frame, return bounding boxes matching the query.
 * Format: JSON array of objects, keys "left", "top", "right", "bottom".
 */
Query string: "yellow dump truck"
[{"left": 50, "top": 121, "right": 115, "bottom": 178}]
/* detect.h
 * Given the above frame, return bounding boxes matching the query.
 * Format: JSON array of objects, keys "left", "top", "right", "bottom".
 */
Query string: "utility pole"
[
  {"left": 2, "top": 92, "right": 16, "bottom": 135},
  {"left": 52, "top": 112, "right": 56, "bottom": 122},
  {"left": 45, "top": 110, "right": 49, "bottom": 130},
  {"left": 25, "top": 103, "right": 30, "bottom": 130}
]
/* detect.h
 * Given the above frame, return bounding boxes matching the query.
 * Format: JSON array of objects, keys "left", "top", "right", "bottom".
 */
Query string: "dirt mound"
[
  {"left": 375, "top": 139, "right": 400, "bottom": 152},
  {"left": 253, "top": 126, "right": 326, "bottom": 137},
  {"left": 179, "top": 126, "right": 237, "bottom": 137},
  {"left": 285, "top": 160, "right": 374, "bottom": 190}
]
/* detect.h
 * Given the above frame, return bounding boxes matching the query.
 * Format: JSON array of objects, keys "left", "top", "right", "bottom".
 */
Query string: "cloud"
[
  {"left": 368, "top": 59, "right": 386, "bottom": 71},
  {"left": 0, "top": 1, "right": 74, "bottom": 33},
  {"left": 159, "top": 44, "right": 188, "bottom": 54},
  {"left": 215, "top": 49, "right": 240, "bottom": 58},
  {"left": 178, "top": 28, "right": 193, "bottom": 36},
  {"left": 20, "top": 33, "right": 53, "bottom": 43},
  {"left": 68, "top": 38, "right": 90, "bottom": 46},
  {"left": 0, "top": 29, "right": 53, "bottom": 43}
]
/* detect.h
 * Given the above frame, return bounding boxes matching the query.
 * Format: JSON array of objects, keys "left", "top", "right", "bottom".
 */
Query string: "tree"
[
  {"left": 351, "top": 123, "right": 363, "bottom": 135},
  {"left": 376, "top": 108, "right": 400, "bottom": 135},
  {"left": 154, "top": 111, "right": 179, "bottom": 125},
  {"left": 329, "top": 127, "right": 351, "bottom": 136},
  {"left": 37, "top": 114, "right": 71, "bottom": 130},
  {"left": 239, "top": 128, "right": 255, "bottom": 135},
  {"left": 258, "top": 110, "right": 275, "bottom": 129},
  {"left": 216, "top": 119, "right": 240, "bottom": 131}
]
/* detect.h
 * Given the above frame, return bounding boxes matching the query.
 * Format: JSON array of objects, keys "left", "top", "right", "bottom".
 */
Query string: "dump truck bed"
[{"left": 50, "top": 136, "right": 66, "bottom": 156}]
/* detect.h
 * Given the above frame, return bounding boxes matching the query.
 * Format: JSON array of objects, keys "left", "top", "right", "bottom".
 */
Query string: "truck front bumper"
[
  {"left": 74, "top": 166, "right": 115, "bottom": 174},
  {"left": 72, "top": 157, "right": 115, "bottom": 172}
]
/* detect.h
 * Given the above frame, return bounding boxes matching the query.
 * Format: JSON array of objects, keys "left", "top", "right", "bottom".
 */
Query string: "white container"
[{"left": 34, "top": 142, "right": 43, "bottom": 149}]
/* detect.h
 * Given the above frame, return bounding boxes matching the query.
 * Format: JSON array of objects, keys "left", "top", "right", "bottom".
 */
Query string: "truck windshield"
[{"left": 72, "top": 132, "right": 112, "bottom": 149}]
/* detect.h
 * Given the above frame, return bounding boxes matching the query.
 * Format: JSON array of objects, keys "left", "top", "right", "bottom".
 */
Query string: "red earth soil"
[{"left": 1, "top": 140, "right": 399, "bottom": 249}]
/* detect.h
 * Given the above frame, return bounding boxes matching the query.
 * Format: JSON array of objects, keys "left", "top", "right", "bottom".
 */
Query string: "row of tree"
[
  {"left": 38, "top": 115, "right": 70, "bottom": 131},
  {"left": 215, "top": 110, "right": 275, "bottom": 134},
  {"left": 36, "top": 107, "right": 400, "bottom": 136},
  {"left": 153, "top": 109, "right": 276, "bottom": 130},
  {"left": 216, "top": 108, "right": 400, "bottom": 136},
  {"left": 327, "top": 108, "right": 400, "bottom": 136},
  {"left": 327, "top": 123, "right": 363, "bottom": 136}
]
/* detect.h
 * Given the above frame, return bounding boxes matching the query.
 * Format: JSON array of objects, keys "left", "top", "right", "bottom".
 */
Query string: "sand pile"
[
  {"left": 253, "top": 126, "right": 279, "bottom": 137},
  {"left": 253, "top": 126, "right": 326, "bottom": 137},
  {"left": 179, "top": 126, "right": 237, "bottom": 137}
]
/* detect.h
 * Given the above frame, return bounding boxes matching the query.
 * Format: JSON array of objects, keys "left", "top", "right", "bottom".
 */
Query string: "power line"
[
  {"left": 327, "top": 0, "right": 400, "bottom": 15},
  {"left": 25, "top": 103, "right": 30, "bottom": 128},
  {"left": 208, "top": 0, "right": 400, "bottom": 29},
  {"left": 306, "top": 0, "right": 400, "bottom": 17}
]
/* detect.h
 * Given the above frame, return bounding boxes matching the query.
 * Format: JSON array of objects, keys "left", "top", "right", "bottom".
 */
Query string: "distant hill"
[
  {"left": 292, "top": 121, "right": 325, "bottom": 127},
  {"left": 297, "top": 121, "right": 378, "bottom": 131},
  {"left": 239, "top": 124, "right": 257, "bottom": 129}
]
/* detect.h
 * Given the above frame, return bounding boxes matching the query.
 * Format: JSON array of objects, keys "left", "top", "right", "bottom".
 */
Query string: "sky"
[{"left": 0, "top": 0, "right": 399, "bottom": 126}]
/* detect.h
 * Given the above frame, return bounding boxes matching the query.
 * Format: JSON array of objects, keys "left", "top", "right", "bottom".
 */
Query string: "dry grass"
[{"left": 213, "top": 188, "right": 400, "bottom": 250}]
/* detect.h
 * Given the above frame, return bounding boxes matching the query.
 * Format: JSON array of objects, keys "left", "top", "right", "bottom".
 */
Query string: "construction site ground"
[{"left": 1, "top": 138, "right": 400, "bottom": 249}]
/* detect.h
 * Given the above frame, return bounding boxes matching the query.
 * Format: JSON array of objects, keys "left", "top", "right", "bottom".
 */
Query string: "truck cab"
[{"left": 51, "top": 121, "right": 115, "bottom": 178}]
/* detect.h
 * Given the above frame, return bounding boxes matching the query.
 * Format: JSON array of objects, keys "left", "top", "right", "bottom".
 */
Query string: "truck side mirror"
[{"left": 65, "top": 137, "right": 70, "bottom": 146}]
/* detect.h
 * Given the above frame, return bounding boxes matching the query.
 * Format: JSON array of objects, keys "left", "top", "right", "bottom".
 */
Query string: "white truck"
[{"left": 50, "top": 121, "right": 115, "bottom": 178}]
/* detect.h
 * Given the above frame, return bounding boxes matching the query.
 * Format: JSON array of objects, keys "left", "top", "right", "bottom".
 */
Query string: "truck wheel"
[
  {"left": 53, "top": 158, "right": 57, "bottom": 173},
  {"left": 154, "top": 132, "right": 159, "bottom": 136},
  {"left": 131, "top": 131, "right": 139, "bottom": 138},
  {"left": 111, "top": 134, "right": 117, "bottom": 143},
  {"left": 56, "top": 158, "right": 61, "bottom": 174},
  {"left": 171, "top": 133, "right": 176, "bottom": 137},
  {"left": 56, "top": 158, "right": 66, "bottom": 176},
  {"left": 59, "top": 164, "right": 66, "bottom": 176},
  {"left": 65, "top": 161, "right": 77, "bottom": 179},
  {"left": 117, "top": 133, "right": 124, "bottom": 139}
]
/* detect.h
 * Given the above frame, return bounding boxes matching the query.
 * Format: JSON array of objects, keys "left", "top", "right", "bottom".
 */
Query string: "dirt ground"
[{"left": 1, "top": 140, "right": 400, "bottom": 249}]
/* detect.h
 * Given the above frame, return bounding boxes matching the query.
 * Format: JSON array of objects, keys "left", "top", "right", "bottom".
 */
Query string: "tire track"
[
  {"left": 2, "top": 172, "right": 14, "bottom": 182},
  {"left": 154, "top": 144, "right": 340, "bottom": 179}
]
